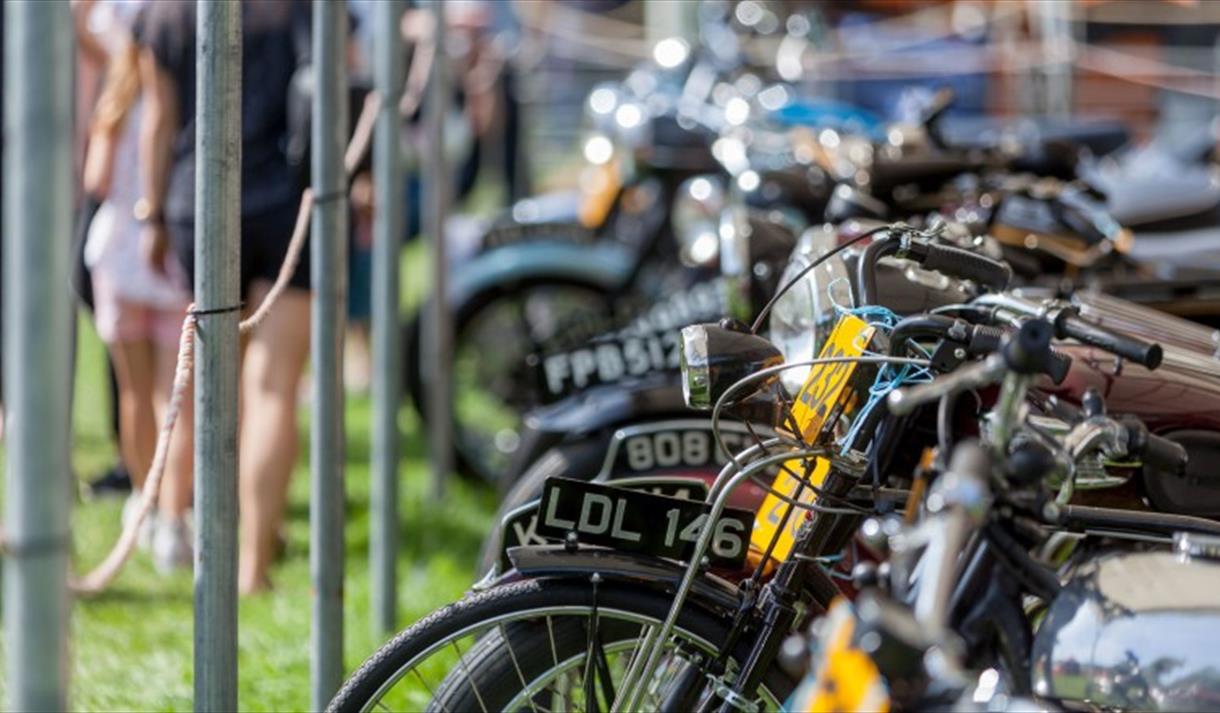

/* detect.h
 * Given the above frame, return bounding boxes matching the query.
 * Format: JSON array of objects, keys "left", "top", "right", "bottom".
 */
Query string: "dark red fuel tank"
[
  {"left": 1026, "top": 291, "right": 1220, "bottom": 515},
  {"left": 1043, "top": 343, "right": 1220, "bottom": 516},
  {"left": 1045, "top": 344, "right": 1220, "bottom": 433}
]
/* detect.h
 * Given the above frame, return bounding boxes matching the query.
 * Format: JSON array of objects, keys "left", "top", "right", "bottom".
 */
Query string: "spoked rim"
[
  {"left": 452, "top": 285, "right": 612, "bottom": 483},
  {"left": 358, "top": 604, "right": 783, "bottom": 713}
]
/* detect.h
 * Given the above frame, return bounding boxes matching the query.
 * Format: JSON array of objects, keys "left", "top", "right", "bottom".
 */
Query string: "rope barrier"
[{"left": 68, "top": 90, "right": 381, "bottom": 596}]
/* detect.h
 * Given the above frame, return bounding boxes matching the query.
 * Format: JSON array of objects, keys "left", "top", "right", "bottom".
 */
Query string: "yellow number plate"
[
  {"left": 790, "top": 314, "right": 875, "bottom": 442},
  {"left": 749, "top": 315, "right": 875, "bottom": 564}
]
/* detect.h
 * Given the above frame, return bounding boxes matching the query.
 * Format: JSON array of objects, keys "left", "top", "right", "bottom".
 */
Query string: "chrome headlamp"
[
  {"left": 768, "top": 225, "right": 853, "bottom": 393},
  {"left": 680, "top": 321, "right": 784, "bottom": 411}
]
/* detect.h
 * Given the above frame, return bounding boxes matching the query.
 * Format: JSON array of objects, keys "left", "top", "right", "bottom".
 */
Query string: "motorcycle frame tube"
[
  {"left": 1058, "top": 504, "right": 1220, "bottom": 539},
  {"left": 711, "top": 417, "right": 913, "bottom": 711},
  {"left": 612, "top": 446, "right": 827, "bottom": 712}
]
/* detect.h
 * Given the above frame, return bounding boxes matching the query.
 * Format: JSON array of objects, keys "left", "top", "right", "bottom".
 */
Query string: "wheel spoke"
[
  {"left": 612, "top": 624, "right": 656, "bottom": 711},
  {"left": 449, "top": 640, "right": 489, "bottom": 713},
  {"left": 546, "top": 615, "right": 560, "bottom": 669},
  {"left": 499, "top": 623, "right": 540, "bottom": 713},
  {"left": 410, "top": 669, "right": 448, "bottom": 713}
]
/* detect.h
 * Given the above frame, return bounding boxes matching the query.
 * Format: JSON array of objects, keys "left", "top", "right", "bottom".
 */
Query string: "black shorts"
[{"left": 169, "top": 203, "right": 310, "bottom": 299}]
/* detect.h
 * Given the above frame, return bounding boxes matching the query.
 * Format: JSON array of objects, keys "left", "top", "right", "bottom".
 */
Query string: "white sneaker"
[
  {"left": 152, "top": 517, "right": 193, "bottom": 573},
  {"left": 121, "top": 491, "right": 157, "bottom": 552}
]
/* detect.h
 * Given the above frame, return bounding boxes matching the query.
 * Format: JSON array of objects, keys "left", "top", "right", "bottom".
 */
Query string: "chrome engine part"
[{"left": 1032, "top": 540, "right": 1220, "bottom": 711}]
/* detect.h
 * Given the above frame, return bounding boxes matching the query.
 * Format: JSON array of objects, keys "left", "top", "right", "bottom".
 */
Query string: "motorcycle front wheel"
[
  {"left": 328, "top": 578, "right": 792, "bottom": 713},
  {"left": 405, "top": 279, "right": 615, "bottom": 484}
]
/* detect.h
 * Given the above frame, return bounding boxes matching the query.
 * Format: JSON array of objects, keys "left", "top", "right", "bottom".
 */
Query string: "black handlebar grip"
[
  {"left": 966, "top": 325, "right": 1004, "bottom": 355},
  {"left": 1121, "top": 417, "right": 1189, "bottom": 478},
  {"left": 1003, "top": 320, "right": 1055, "bottom": 376},
  {"left": 921, "top": 243, "right": 1013, "bottom": 292},
  {"left": 1054, "top": 313, "right": 1163, "bottom": 370}
]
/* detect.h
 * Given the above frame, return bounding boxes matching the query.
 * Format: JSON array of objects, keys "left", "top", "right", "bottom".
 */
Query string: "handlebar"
[
  {"left": 888, "top": 320, "right": 1059, "bottom": 417},
  {"left": 889, "top": 317, "right": 1071, "bottom": 385},
  {"left": 887, "top": 354, "right": 1003, "bottom": 417},
  {"left": 857, "top": 231, "right": 1013, "bottom": 306},
  {"left": 1052, "top": 311, "right": 1163, "bottom": 370},
  {"left": 972, "top": 293, "right": 1164, "bottom": 371},
  {"left": 916, "top": 242, "right": 1013, "bottom": 293}
]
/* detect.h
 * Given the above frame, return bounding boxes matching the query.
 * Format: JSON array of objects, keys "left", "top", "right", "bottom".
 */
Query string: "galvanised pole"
[
  {"left": 425, "top": 0, "right": 454, "bottom": 500},
  {"left": 370, "top": 0, "right": 406, "bottom": 638},
  {"left": 193, "top": 1, "right": 242, "bottom": 710},
  {"left": 310, "top": 1, "right": 348, "bottom": 708},
  {"left": 2, "top": 1, "right": 74, "bottom": 709}
]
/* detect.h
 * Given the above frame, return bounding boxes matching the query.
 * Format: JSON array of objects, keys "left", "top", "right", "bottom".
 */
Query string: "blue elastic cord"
[{"left": 830, "top": 303, "right": 934, "bottom": 454}]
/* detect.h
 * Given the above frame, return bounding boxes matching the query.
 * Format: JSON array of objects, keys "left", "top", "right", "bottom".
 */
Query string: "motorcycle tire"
[{"left": 327, "top": 578, "right": 793, "bottom": 712}]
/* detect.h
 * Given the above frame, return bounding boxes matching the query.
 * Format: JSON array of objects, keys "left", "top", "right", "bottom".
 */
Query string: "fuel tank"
[
  {"left": 1044, "top": 291, "right": 1220, "bottom": 515},
  {"left": 1032, "top": 541, "right": 1220, "bottom": 712}
]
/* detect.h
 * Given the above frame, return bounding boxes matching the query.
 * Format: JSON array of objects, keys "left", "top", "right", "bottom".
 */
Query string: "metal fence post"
[
  {"left": 425, "top": 0, "right": 454, "bottom": 500},
  {"left": 371, "top": 0, "right": 406, "bottom": 638},
  {"left": 2, "top": 1, "right": 74, "bottom": 709},
  {"left": 311, "top": 1, "right": 348, "bottom": 707},
  {"left": 193, "top": 1, "right": 242, "bottom": 710}
]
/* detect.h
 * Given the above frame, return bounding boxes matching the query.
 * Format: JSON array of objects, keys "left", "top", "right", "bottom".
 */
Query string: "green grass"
[{"left": 0, "top": 241, "right": 497, "bottom": 710}]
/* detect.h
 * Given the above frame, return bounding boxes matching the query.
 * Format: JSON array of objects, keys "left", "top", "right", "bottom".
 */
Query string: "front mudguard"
[
  {"left": 448, "top": 240, "right": 635, "bottom": 308},
  {"left": 497, "top": 545, "right": 742, "bottom": 618},
  {"left": 505, "top": 373, "right": 690, "bottom": 485},
  {"left": 477, "top": 190, "right": 587, "bottom": 253}
]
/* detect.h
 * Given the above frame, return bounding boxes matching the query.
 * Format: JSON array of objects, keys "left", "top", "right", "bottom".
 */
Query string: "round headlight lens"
[{"left": 768, "top": 225, "right": 853, "bottom": 393}]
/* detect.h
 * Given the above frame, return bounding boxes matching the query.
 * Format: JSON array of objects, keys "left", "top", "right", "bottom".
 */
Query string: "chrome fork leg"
[{"left": 612, "top": 447, "right": 820, "bottom": 712}]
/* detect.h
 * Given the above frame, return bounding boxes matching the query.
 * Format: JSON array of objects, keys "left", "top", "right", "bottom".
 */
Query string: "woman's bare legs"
[
  {"left": 238, "top": 280, "right": 311, "bottom": 594},
  {"left": 110, "top": 338, "right": 158, "bottom": 491}
]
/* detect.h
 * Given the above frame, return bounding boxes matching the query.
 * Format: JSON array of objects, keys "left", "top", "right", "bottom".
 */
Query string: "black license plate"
[
  {"left": 611, "top": 428, "right": 767, "bottom": 474},
  {"left": 535, "top": 477, "right": 754, "bottom": 568},
  {"left": 499, "top": 477, "right": 709, "bottom": 570},
  {"left": 532, "top": 330, "right": 683, "bottom": 402}
]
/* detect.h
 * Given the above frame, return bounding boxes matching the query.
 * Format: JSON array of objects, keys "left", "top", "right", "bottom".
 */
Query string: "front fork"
[{"left": 612, "top": 441, "right": 863, "bottom": 712}]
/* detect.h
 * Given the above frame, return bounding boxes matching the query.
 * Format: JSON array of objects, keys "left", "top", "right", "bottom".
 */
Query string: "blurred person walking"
[
  {"left": 82, "top": 14, "right": 195, "bottom": 572},
  {"left": 74, "top": 0, "right": 140, "bottom": 497},
  {"left": 138, "top": 0, "right": 313, "bottom": 593}
]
